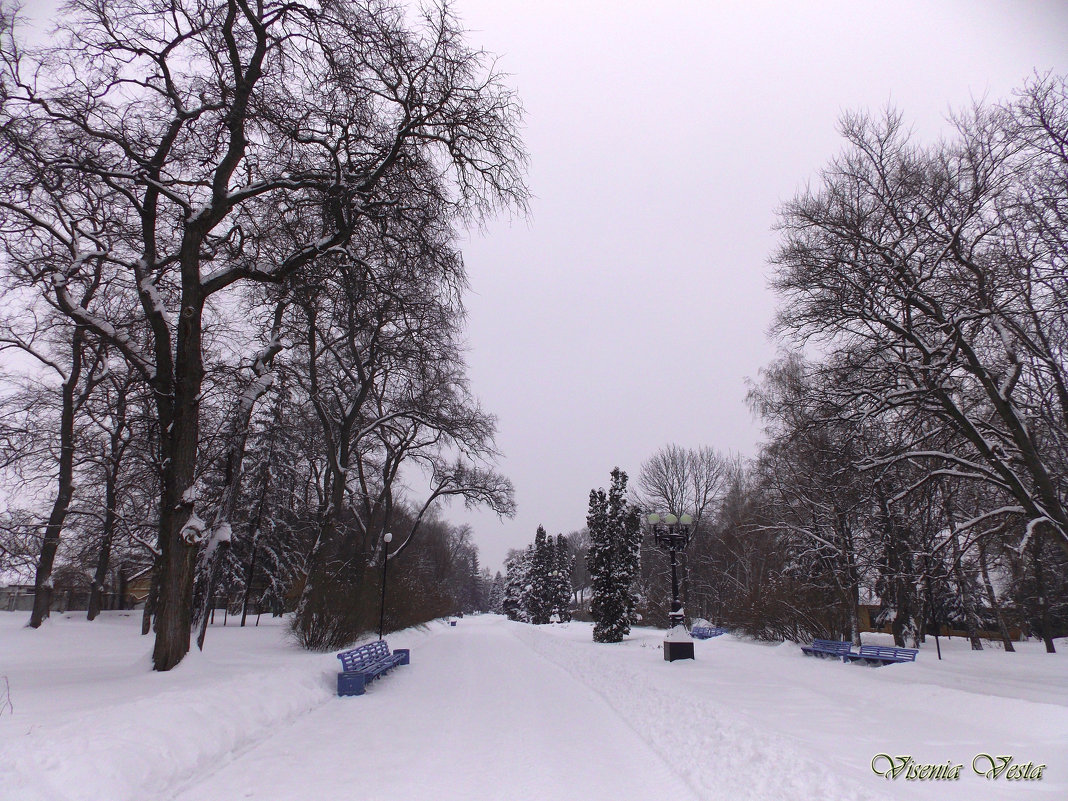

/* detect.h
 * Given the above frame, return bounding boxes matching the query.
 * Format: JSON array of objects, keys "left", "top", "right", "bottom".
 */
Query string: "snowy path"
[{"left": 171, "top": 616, "right": 699, "bottom": 801}]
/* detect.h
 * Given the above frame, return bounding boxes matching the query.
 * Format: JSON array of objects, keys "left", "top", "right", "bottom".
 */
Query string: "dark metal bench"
[
  {"left": 800, "top": 639, "right": 854, "bottom": 660},
  {"left": 844, "top": 644, "right": 918, "bottom": 666},
  {"left": 691, "top": 626, "right": 727, "bottom": 639},
  {"left": 336, "top": 640, "right": 410, "bottom": 696}
]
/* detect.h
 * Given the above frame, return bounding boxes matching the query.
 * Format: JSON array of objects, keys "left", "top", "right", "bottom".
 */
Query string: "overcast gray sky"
[
  {"left": 437, "top": 0, "right": 1068, "bottom": 570},
  {"left": 13, "top": 0, "right": 1068, "bottom": 571}
]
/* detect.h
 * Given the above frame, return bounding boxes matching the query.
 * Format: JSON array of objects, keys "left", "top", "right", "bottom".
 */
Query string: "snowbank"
[{"left": 0, "top": 612, "right": 339, "bottom": 801}]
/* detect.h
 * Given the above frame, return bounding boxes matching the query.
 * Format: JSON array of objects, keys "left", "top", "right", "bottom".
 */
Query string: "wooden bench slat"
[
  {"left": 845, "top": 644, "right": 918, "bottom": 665},
  {"left": 800, "top": 639, "right": 853, "bottom": 659},
  {"left": 800, "top": 638, "right": 919, "bottom": 666},
  {"left": 691, "top": 626, "right": 727, "bottom": 639}
]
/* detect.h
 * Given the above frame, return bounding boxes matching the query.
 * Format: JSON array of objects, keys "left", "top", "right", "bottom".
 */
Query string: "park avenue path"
[
  {"left": 171, "top": 615, "right": 701, "bottom": 801},
  {"left": 4, "top": 612, "right": 1064, "bottom": 801}
]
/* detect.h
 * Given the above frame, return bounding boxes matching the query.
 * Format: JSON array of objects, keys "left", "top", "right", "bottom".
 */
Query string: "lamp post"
[
  {"left": 378, "top": 531, "right": 392, "bottom": 640},
  {"left": 549, "top": 570, "right": 559, "bottom": 623},
  {"left": 647, "top": 512, "right": 695, "bottom": 661}
]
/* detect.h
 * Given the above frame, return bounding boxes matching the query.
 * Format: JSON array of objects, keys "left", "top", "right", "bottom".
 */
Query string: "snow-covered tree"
[
  {"left": 502, "top": 549, "right": 531, "bottom": 622},
  {"left": 0, "top": 0, "right": 526, "bottom": 670},
  {"left": 526, "top": 527, "right": 554, "bottom": 624},
  {"left": 551, "top": 534, "right": 574, "bottom": 623},
  {"left": 500, "top": 528, "right": 573, "bottom": 624},
  {"left": 488, "top": 571, "right": 506, "bottom": 614},
  {"left": 586, "top": 468, "right": 641, "bottom": 643},
  {"left": 772, "top": 79, "right": 1068, "bottom": 560}
]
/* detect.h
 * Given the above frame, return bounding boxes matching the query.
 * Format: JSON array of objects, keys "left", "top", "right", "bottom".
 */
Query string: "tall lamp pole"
[
  {"left": 379, "top": 531, "right": 393, "bottom": 640},
  {"left": 647, "top": 512, "right": 695, "bottom": 661}
]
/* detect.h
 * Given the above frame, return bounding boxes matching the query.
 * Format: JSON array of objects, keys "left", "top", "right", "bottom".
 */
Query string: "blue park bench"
[
  {"left": 691, "top": 626, "right": 727, "bottom": 639},
  {"left": 801, "top": 639, "right": 919, "bottom": 666},
  {"left": 336, "top": 640, "right": 410, "bottom": 696},
  {"left": 843, "top": 644, "right": 918, "bottom": 667},
  {"left": 800, "top": 639, "right": 854, "bottom": 660}
]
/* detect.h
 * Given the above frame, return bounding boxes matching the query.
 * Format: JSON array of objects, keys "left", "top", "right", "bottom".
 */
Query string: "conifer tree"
[
  {"left": 489, "top": 571, "right": 506, "bottom": 614},
  {"left": 527, "top": 527, "right": 554, "bottom": 624},
  {"left": 502, "top": 527, "right": 573, "bottom": 624},
  {"left": 586, "top": 468, "right": 642, "bottom": 642},
  {"left": 552, "top": 534, "right": 574, "bottom": 622},
  {"left": 502, "top": 550, "right": 531, "bottom": 621}
]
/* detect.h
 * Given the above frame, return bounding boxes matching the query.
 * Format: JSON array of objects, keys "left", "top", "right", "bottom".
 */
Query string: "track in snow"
[{"left": 173, "top": 616, "right": 700, "bottom": 801}]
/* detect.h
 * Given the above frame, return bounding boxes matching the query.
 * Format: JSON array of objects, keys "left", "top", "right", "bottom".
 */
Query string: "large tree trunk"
[
  {"left": 1031, "top": 533, "right": 1056, "bottom": 654},
  {"left": 117, "top": 566, "right": 128, "bottom": 611},
  {"left": 152, "top": 497, "right": 199, "bottom": 669},
  {"left": 843, "top": 522, "right": 862, "bottom": 646},
  {"left": 847, "top": 592, "right": 862, "bottom": 647},
  {"left": 944, "top": 500, "right": 983, "bottom": 650},
  {"left": 87, "top": 466, "right": 119, "bottom": 621},
  {"left": 141, "top": 556, "right": 160, "bottom": 635},
  {"left": 977, "top": 539, "right": 1015, "bottom": 652},
  {"left": 89, "top": 394, "right": 127, "bottom": 621},
  {"left": 196, "top": 305, "right": 284, "bottom": 649},
  {"left": 239, "top": 536, "right": 260, "bottom": 628},
  {"left": 151, "top": 284, "right": 205, "bottom": 671},
  {"left": 240, "top": 445, "right": 277, "bottom": 627},
  {"left": 29, "top": 329, "right": 86, "bottom": 628},
  {"left": 292, "top": 481, "right": 343, "bottom": 642},
  {"left": 880, "top": 498, "right": 915, "bottom": 648}
]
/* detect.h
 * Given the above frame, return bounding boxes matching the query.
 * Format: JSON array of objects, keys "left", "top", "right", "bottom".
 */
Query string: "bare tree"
[
  {"left": 84, "top": 363, "right": 140, "bottom": 621},
  {"left": 286, "top": 212, "right": 514, "bottom": 648},
  {"left": 746, "top": 355, "right": 873, "bottom": 643},
  {"left": 0, "top": 0, "right": 526, "bottom": 669},
  {"left": 194, "top": 296, "right": 286, "bottom": 649},
  {"left": 637, "top": 444, "right": 730, "bottom": 526},
  {"left": 636, "top": 443, "right": 732, "bottom": 626},
  {"left": 772, "top": 79, "right": 1068, "bottom": 558},
  {"left": 0, "top": 284, "right": 109, "bottom": 626}
]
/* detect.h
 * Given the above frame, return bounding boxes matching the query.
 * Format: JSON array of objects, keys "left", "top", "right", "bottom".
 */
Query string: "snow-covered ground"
[{"left": 0, "top": 611, "right": 1064, "bottom": 801}]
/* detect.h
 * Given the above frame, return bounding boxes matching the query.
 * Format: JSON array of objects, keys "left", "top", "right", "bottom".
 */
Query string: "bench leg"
[
  {"left": 394, "top": 648, "right": 410, "bottom": 666},
  {"left": 337, "top": 671, "right": 367, "bottom": 696}
]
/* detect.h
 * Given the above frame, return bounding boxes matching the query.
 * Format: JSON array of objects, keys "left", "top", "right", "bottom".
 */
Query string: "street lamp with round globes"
[
  {"left": 379, "top": 531, "right": 393, "bottom": 640},
  {"left": 646, "top": 511, "right": 696, "bottom": 661}
]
